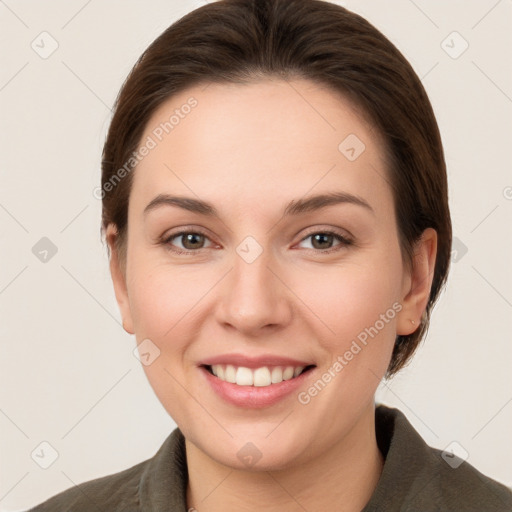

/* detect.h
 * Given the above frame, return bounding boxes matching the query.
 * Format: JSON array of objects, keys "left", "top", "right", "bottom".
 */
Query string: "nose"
[{"left": 215, "top": 243, "right": 293, "bottom": 336}]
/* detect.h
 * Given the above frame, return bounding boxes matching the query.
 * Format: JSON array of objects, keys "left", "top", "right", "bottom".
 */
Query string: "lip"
[
  {"left": 199, "top": 364, "right": 316, "bottom": 409},
  {"left": 199, "top": 353, "right": 314, "bottom": 369}
]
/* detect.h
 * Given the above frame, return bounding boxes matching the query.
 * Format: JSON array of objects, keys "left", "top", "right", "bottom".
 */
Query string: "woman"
[{"left": 29, "top": 0, "right": 512, "bottom": 510}]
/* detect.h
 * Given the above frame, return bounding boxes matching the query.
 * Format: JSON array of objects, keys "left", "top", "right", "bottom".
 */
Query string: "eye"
[
  {"left": 161, "top": 228, "right": 353, "bottom": 255},
  {"left": 297, "top": 230, "right": 353, "bottom": 254},
  {"left": 162, "top": 230, "right": 214, "bottom": 254}
]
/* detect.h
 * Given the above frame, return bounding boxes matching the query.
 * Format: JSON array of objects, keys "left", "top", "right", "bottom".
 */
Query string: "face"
[{"left": 108, "top": 78, "right": 434, "bottom": 471}]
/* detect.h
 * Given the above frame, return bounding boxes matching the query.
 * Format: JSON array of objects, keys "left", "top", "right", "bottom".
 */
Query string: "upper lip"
[{"left": 200, "top": 353, "right": 315, "bottom": 369}]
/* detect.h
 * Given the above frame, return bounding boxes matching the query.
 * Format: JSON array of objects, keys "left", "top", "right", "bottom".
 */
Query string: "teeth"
[
  {"left": 271, "top": 367, "right": 283, "bottom": 383},
  {"left": 254, "top": 367, "right": 271, "bottom": 387},
  {"left": 225, "top": 364, "right": 236, "bottom": 383},
  {"left": 236, "top": 366, "right": 253, "bottom": 386},
  {"left": 209, "top": 364, "right": 307, "bottom": 387},
  {"left": 283, "top": 367, "right": 294, "bottom": 380}
]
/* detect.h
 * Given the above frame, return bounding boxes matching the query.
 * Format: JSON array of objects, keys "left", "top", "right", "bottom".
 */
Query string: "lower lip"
[{"left": 200, "top": 366, "right": 315, "bottom": 409}]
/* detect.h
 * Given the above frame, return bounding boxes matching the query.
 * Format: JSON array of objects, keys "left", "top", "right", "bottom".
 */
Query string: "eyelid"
[
  {"left": 161, "top": 225, "right": 354, "bottom": 254},
  {"left": 294, "top": 228, "right": 354, "bottom": 254},
  {"left": 161, "top": 227, "right": 215, "bottom": 252},
  {"left": 297, "top": 225, "right": 354, "bottom": 243}
]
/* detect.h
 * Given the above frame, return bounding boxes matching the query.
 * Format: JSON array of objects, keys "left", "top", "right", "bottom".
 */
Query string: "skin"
[{"left": 106, "top": 78, "right": 437, "bottom": 511}]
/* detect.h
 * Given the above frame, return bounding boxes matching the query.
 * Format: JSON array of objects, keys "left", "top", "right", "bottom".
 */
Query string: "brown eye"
[
  {"left": 298, "top": 231, "right": 353, "bottom": 254},
  {"left": 311, "top": 233, "right": 335, "bottom": 250},
  {"left": 180, "top": 233, "right": 206, "bottom": 250},
  {"left": 163, "top": 231, "right": 213, "bottom": 253}
]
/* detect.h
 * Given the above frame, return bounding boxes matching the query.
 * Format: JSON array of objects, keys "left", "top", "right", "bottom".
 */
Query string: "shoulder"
[
  {"left": 27, "top": 459, "right": 147, "bottom": 511},
  {"left": 28, "top": 428, "right": 188, "bottom": 512},
  {"left": 427, "top": 443, "right": 512, "bottom": 511},
  {"left": 366, "top": 405, "right": 512, "bottom": 512}
]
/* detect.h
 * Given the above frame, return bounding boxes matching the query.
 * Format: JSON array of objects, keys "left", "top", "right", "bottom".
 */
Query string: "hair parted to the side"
[{"left": 100, "top": 0, "right": 452, "bottom": 377}]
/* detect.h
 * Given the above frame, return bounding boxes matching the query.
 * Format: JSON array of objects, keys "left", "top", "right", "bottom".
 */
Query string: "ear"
[
  {"left": 396, "top": 227, "right": 437, "bottom": 336},
  {"left": 106, "top": 224, "right": 134, "bottom": 335}
]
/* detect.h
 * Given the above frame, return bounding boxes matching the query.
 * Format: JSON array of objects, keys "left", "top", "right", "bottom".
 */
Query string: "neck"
[{"left": 185, "top": 403, "right": 383, "bottom": 512}]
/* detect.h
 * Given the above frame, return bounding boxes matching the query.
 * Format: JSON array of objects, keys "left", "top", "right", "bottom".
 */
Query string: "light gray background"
[{"left": 1, "top": 0, "right": 511, "bottom": 510}]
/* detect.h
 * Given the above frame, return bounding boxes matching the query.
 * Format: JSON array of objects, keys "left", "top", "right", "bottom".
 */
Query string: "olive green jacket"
[{"left": 29, "top": 405, "right": 512, "bottom": 511}]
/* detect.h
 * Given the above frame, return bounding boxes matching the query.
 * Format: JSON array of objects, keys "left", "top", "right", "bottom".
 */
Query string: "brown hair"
[{"left": 100, "top": 0, "right": 452, "bottom": 377}]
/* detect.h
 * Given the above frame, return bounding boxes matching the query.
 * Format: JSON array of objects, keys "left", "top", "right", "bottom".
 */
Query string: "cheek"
[
  {"left": 294, "top": 270, "right": 400, "bottom": 423},
  {"left": 311, "top": 261, "right": 401, "bottom": 336},
  {"left": 305, "top": 256, "right": 402, "bottom": 387},
  {"left": 128, "top": 246, "right": 403, "bottom": 348},
  {"left": 127, "top": 260, "right": 211, "bottom": 339},
  {"left": 126, "top": 263, "right": 201, "bottom": 416}
]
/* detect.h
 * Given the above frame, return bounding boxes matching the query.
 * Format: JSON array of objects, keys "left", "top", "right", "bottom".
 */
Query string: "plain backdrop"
[{"left": 1, "top": 0, "right": 511, "bottom": 510}]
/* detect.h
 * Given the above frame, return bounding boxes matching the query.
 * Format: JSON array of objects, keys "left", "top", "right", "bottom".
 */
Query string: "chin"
[
  {"left": 216, "top": 442, "right": 302, "bottom": 472},
  {"left": 183, "top": 423, "right": 297, "bottom": 469}
]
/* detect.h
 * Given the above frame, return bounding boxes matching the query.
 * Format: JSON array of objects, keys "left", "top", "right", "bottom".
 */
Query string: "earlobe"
[
  {"left": 106, "top": 224, "right": 135, "bottom": 335},
  {"left": 396, "top": 228, "right": 437, "bottom": 336}
]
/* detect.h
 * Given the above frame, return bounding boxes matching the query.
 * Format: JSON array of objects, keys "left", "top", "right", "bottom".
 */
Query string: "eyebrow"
[{"left": 143, "top": 191, "right": 374, "bottom": 218}]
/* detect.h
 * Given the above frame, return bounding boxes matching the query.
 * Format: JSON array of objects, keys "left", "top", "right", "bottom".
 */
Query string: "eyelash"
[{"left": 160, "top": 228, "right": 353, "bottom": 255}]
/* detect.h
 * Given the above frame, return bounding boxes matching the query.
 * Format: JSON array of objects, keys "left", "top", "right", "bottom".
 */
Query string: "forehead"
[{"left": 130, "top": 79, "right": 391, "bottom": 216}]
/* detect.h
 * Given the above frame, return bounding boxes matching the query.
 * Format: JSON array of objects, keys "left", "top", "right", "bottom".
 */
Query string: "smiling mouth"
[{"left": 202, "top": 364, "right": 316, "bottom": 387}]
